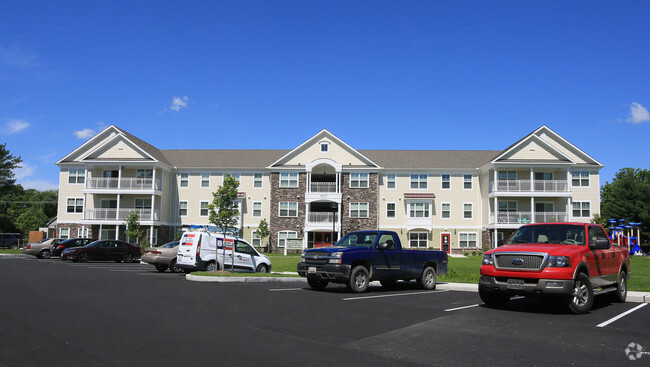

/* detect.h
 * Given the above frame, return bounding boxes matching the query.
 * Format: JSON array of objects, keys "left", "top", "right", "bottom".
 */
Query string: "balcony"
[
  {"left": 489, "top": 180, "right": 569, "bottom": 196},
  {"left": 85, "top": 177, "right": 162, "bottom": 192},
  {"left": 307, "top": 212, "right": 338, "bottom": 224},
  {"left": 310, "top": 182, "right": 337, "bottom": 193},
  {"left": 490, "top": 211, "right": 568, "bottom": 225},
  {"left": 84, "top": 208, "right": 161, "bottom": 222}
]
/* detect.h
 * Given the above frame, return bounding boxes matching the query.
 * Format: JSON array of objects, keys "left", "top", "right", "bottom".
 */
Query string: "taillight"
[
  {"left": 197, "top": 244, "right": 201, "bottom": 256},
  {"left": 57, "top": 245, "right": 65, "bottom": 249},
  {"left": 26, "top": 245, "right": 31, "bottom": 249}
]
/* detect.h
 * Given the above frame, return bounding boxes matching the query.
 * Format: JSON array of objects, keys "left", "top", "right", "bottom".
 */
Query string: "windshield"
[
  {"left": 335, "top": 232, "right": 378, "bottom": 248},
  {"left": 159, "top": 241, "right": 180, "bottom": 248},
  {"left": 506, "top": 224, "right": 585, "bottom": 245}
]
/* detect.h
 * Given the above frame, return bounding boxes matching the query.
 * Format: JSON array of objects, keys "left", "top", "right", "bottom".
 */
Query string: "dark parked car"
[
  {"left": 52, "top": 238, "right": 95, "bottom": 257},
  {"left": 0, "top": 233, "right": 25, "bottom": 249},
  {"left": 61, "top": 240, "right": 141, "bottom": 263}
]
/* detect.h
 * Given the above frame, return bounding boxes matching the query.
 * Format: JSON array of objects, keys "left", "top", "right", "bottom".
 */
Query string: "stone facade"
[
  {"left": 340, "top": 172, "right": 378, "bottom": 234},
  {"left": 269, "top": 172, "right": 307, "bottom": 252}
]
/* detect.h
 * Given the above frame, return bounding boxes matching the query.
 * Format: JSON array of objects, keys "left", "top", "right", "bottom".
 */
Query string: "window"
[
  {"left": 279, "top": 202, "right": 298, "bottom": 217},
  {"left": 386, "top": 203, "right": 396, "bottom": 219},
  {"left": 201, "top": 173, "right": 210, "bottom": 188},
  {"left": 441, "top": 203, "right": 451, "bottom": 219},
  {"left": 573, "top": 201, "right": 590, "bottom": 218},
  {"left": 535, "top": 172, "right": 553, "bottom": 180},
  {"left": 498, "top": 201, "right": 517, "bottom": 212},
  {"left": 68, "top": 169, "right": 85, "bottom": 184},
  {"left": 441, "top": 174, "right": 451, "bottom": 189},
  {"left": 135, "top": 198, "right": 152, "bottom": 209},
  {"left": 254, "top": 173, "right": 263, "bottom": 188},
  {"left": 464, "top": 175, "right": 472, "bottom": 189},
  {"left": 498, "top": 171, "right": 517, "bottom": 180},
  {"left": 179, "top": 201, "right": 188, "bottom": 216},
  {"left": 409, "top": 232, "right": 428, "bottom": 248},
  {"left": 386, "top": 174, "right": 396, "bottom": 189},
  {"left": 459, "top": 232, "right": 478, "bottom": 248},
  {"left": 77, "top": 227, "right": 88, "bottom": 238},
  {"left": 252, "top": 201, "right": 262, "bottom": 217},
  {"left": 463, "top": 203, "right": 473, "bottom": 219},
  {"left": 350, "top": 173, "right": 368, "bottom": 188},
  {"left": 252, "top": 231, "right": 262, "bottom": 247},
  {"left": 280, "top": 173, "right": 298, "bottom": 188},
  {"left": 535, "top": 202, "right": 554, "bottom": 212},
  {"left": 146, "top": 228, "right": 158, "bottom": 246},
  {"left": 66, "top": 198, "right": 83, "bottom": 213},
  {"left": 409, "top": 202, "right": 430, "bottom": 218},
  {"left": 320, "top": 142, "right": 329, "bottom": 152},
  {"left": 572, "top": 171, "right": 590, "bottom": 187},
  {"left": 226, "top": 173, "right": 240, "bottom": 182},
  {"left": 350, "top": 202, "right": 369, "bottom": 218},
  {"left": 410, "top": 174, "right": 427, "bottom": 189},
  {"left": 278, "top": 231, "right": 298, "bottom": 248},
  {"left": 180, "top": 173, "right": 189, "bottom": 188},
  {"left": 137, "top": 169, "right": 153, "bottom": 178},
  {"left": 200, "top": 201, "right": 209, "bottom": 217},
  {"left": 60, "top": 228, "right": 70, "bottom": 239}
]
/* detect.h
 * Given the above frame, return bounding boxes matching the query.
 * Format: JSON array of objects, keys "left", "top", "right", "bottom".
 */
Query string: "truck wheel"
[
  {"left": 568, "top": 273, "right": 593, "bottom": 314},
  {"left": 479, "top": 287, "right": 510, "bottom": 308},
  {"left": 347, "top": 266, "right": 369, "bottom": 293},
  {"left": 205, "top": 262, "right": 217, "bottom": 272},
  {"left": 420, "top": 266, "right": 437, "bottom": 290},
  {"left": 611, "top": 271, "right": 627, "bottom": 303},
  {"left": 307, "top": 277, "right": 329, "bottom": 291}
]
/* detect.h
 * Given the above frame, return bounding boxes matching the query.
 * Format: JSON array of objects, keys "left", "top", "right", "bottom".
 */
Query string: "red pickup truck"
[{"left": 479, "top": 222, "right": 630, "bottom": 314}]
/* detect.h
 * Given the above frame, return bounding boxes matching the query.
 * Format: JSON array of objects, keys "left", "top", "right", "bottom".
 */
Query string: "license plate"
[
  {"left": 507, "top": 279, "right": 525, "bottom": 290},
  {"left": 308, "top": 267, "right": 316, "bottom": 274}
]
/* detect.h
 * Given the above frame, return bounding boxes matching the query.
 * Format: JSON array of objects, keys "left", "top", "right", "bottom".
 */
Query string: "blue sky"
[{"left": 1, "top": 1, "right": 648, "bottom": 191}]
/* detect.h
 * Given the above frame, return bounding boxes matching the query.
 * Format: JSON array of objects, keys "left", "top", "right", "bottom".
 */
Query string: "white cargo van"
[{"left": 176, "top": 231, "right": 272, "bottom": 273}]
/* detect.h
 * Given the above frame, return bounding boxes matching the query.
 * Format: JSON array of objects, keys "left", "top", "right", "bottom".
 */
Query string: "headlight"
[
  {"left": 328, "top": 252, "right": 343, "bottom": 264},
  {"left": 482, "top": 253, "right": 494, "bottom": 265},
  {"left": 546, "top": 256, "right": 571, "bottom": 268},
  {"left": 300, "top": 253, "right": 306, "bottom": 263}
]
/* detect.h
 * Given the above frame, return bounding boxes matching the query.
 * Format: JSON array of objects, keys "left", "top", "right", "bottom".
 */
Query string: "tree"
[
  {"left": 208, "top": 173, "right": 240, "bottom": 272},
  {"left": 0, "top": 140, "right": 23, "bottom": 232},
  {"left": 600, "top": 168, "right": 650, "bottom": 243},
  {"left": 257, "top": 218, "right": 270, "bottom": 252},
  {"left": 123, "top": 211, "right": 144, "bottom": 246}
]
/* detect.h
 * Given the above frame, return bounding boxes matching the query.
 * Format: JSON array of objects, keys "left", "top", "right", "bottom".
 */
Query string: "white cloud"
[
  {"left": 14, "top": 163, "right": 58, "bottom": 191},
  {"left": 4, "top": 119, "right": 30, "bottom": 134},
  {"left": 170, "top": 96, "right": 189, "bottom": 111},
  {"left": 14, "top": 163, "right": 35, "bottom": 180},
  {"left": 74, "top": 128, "right": 96, "bottom": 139},
  {"left": 0, "top": 45, "right": 39, "bottom": 68},
  {"left": 627, "top": 102, "right": 650, "bottom": 124},
  {"left": 18, "top": 179, "right": 59, "bottom": 191}
]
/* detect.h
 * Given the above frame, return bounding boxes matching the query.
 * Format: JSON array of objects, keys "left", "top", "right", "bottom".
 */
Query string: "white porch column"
[
  {"left": 493, "top": 168, "right": 498, "bottom": 192},
  {"left": 115, "top": 225, "right": 120, "bottom": 240},
  {"left": 531, "top": 197, "right": 535, "bottom": 223},
  {"left": 99, "top": 224, "right": 103, "bottom": 240},
  {"left": 116, "top": 194, "right": 121, "bottom": 220},
  {"left": 149, "top": 225, "right": 154, "bottom": 245},
  {"left": 118, "top": 165, "right": 123, "bottom": 189},
  {"left": 152, "top": 165, "right": 157, "bottom": 190},
  {"left": 151, "top": 194, "right": 155, "bottom": 221},
  {"left": 530, "top": 167, "right": 534, "bottom": 192}
]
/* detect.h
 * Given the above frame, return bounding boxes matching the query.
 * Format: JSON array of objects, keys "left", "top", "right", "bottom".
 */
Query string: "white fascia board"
[
  {"left": 56, "top": 125, "right": 120, "bottom": 165},
  {"left": 535, "top": 126, "right": 604, "bottom": 167},
  {"left": 79, "top": 132, "right": 157, "bottom": 162},
  {"left": 491, "top": 134, "right": 575, "bottom": 164}
]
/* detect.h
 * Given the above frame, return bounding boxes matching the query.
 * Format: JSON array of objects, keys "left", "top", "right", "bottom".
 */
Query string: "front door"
[
  {"left": 441, "top": 233, "right": 451, "bottom": 253},
  {"left": 314, "top": 232, "right": 332, "bottom": 248}
]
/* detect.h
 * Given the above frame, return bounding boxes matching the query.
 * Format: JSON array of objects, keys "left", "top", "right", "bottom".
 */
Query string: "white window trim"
[
  {"left": 277, "top": 230, "right": 298, "bottom": 248},
  {"left": 349, "top": 172, "right": 369, "bottom": 189},
  {"left": 441, "top": 174, "right": 451, "bottom": 190},
  {"left": 386, "top": 174, "right": 396, "bottom": 190},
  {"left": 410, "top": 174, "right": 428, "bottom": 190},
  {"left": 349, "top": 202, "right": 369, "bottom": 218},
  {"left": 408, "top": 231, "right": 429, "bottom": 248},
  {"left": 408, "top": 201, "right": 431, "bottom": 219},
  {"left": 463, "top": 174, "right": 473, "bottom": 190},
  {"left": 279, "top": 202, "right": 298, "bottom": 217},
  {"left": 59, "top": 228, "right": 70, "bottom": 239},
  {"left": 200, "top": 173, "right": 211, "bottom": 189},
  {"left": 179, "top": 172, "right": 189, "bottom": 189},
  {"left": 572, "top": 200, "right": 591, "bottom": 218},
  {"left": 459, "top": 232, "right": 478, "bottom": 248},
  {"left": 224, "top": 172, "right": 240, "bottom": 183},
  {"left": 386, "top": 202, "right": 396, "bottom": 219},
  {"left": 441, "top": 202, "right": 451, "bottom": 220},
  {"left": 320, "top": 141, "right": 330, "bottom": 153},
  {"left": 135, "top": 197, "right": 152, "bottom": 209},
  {"left": 199, "top": 201, "right": 209, "bottom": 217},
  {"left": 251, "top": 230, "right": 262, "bottom": 247},
  {"left": 66, "top": 197, "right": 84, "bottom": 214},
  {"left": 279, "top": 172, "right": 299, "bottom": 188},
  {"left": 68, "top": 168, "right": 85, "bottom": 185},
  {"left": 252, "top": 201, "right": 263, "bottom": 218},
  {"left": 571, "top": 170, "right": 591, "bottom": 188},
  {"left": 179, "top": 201, "right": 188, "bottom": 217},
  {"left": 254, "top": 173, "right": 264, "bottom": 189},
  {"left": 463, "top": 202, "right": 473, "bottom": 220}
]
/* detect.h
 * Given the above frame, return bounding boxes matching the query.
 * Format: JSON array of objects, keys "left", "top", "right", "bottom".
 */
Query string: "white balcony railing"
[
  {"left": 86, "top": 177, "right": 161, "bottom": 191},
  {"left": 310, "top": 182, "right": 338, "bottom": 193},
  {"left": 490, "top": 211, "right": 568, "bottom": 224},
  {"left": 534, "top": 211, "right": 568, "bottom": 223},
  {"left": 307, "top": 212, "right": 338, "bottom": 224},
  {"left": 85, "top": 208, "right": 160, "bottom": 221},
  {"left": 490, "top": 180, "right": 569, "bottom": 193}
]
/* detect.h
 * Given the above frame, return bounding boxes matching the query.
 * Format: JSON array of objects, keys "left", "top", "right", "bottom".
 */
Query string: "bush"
[{"left": 641, "top": 243, "right": 650, "bottom": 255}]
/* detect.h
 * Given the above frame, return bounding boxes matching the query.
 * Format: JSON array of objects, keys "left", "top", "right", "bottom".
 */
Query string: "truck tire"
[
  {"left": 307, "top": 277, "right": 329, "bottom": 291},
  {"left": 611, "top": 271, "right": 627, "bottom": 303},
  {"left": 568, "top": 273, "right": 593, "bottom": 314},
  {"left": 479, "top": 287, "right": 510, "bottom": 308},
  {"left": 420, "top": 266, "right": 437, "bottom": 290},
  {"left": 347, "top": 266, "right": 369, "bottom": 293},
  {"left": 205, "top": 262, "right": 217, "bottom": 272}
]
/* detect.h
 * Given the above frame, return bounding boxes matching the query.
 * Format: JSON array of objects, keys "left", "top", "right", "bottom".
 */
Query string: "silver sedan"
[
  {"left": 22, "top": 238, "right": 65, "bottom": 259},
  {"left": 141, "top": 241, "right": 182, "bottom": 272}
]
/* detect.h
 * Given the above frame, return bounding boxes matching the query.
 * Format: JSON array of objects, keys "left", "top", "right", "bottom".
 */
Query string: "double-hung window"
[
  {"left": 201, "top": 173, "right": 210, "bottom": 188},
  {"left": 410, "top": 174, "right": 427, "bottom": 189},
  {"left": 572, "top": 171, "right": 590, "bottom": 187},
  {"left": 280, "top": 173, "right": 298, "bottom": 188},
  {"left": 572, "top": 201, "right": 590, "bottom": 218},
  {"left": 254, "top": 173, "right": 263, "bottom": 188},
  {"left": 252, "top": 202, "right": 262, "bottom": 217},
  {"left": 386, "top": 203, "right": 396, "bottom": 219},
  {"left": 350, "top": 202, "right": 369, "bottom": 218},
  {"left": 66, "top": 198, "right": 83, "bottom": 213},
  {"left": 68, "top": 169, "right": 85, "bottom": 184},
  {"left": 441, "top": 203, "right": 451, "bottom": 219},
  {"left": 386, "top": 174, "right": 396, "bottom": 189},
  {"left": 409, "top": 202, "right": 430, "bottom": 218},
  {"left": 279, "top": 202, "right": 298, "bottom": 217},
  {"left": 350, "top": 173, "right": 368, "bottom": 188},
  {"left": 180, "top": 173, "right": 189, "bottom": 188},
  {"left": 409, "top": 232, "right": 428, "bottom": 248},
  {"left": 200, "top": 201, "right": 209, "bottom": 217},
  {"left": 464, "top": 175, "right": 472, "bottom": 189},
  {"left": 179, "top": 201, "right": 188, "bottom": 216},
  {"left": 441, "top": 174, "right": 450, "bottom": 189},
  {"left": 459, "top": 232, "right": 477, "bottom": 248},
  {"left": 463, "top": 203, "right": 473, "bottom": 219}
]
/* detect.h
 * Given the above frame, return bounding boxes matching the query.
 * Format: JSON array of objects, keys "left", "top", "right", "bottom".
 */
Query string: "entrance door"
[
  {"left": 314, "top": 232, "right": 332, "bottom": 248},
  {"left": 441, "top": 233, "right": 451, "bottom": 253}
]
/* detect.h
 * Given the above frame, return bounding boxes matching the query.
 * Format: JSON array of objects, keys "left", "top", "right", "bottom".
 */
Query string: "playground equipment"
[{"left": 608, "top": 219, "right": 645, "bottom": 256}]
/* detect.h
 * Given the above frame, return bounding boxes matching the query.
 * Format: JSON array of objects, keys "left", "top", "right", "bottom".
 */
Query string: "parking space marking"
[
  {"left": 269, "top": 288, "right": 304, "bottom": 292},
  {"left": 343, "top": 290, "right": 447, "bottom": 301},
  {"left": 597, "top": 303, "right": 648, "bottom": 328},
  {"left": 445, "top": 304, "right": 481, "bottom": 312}
]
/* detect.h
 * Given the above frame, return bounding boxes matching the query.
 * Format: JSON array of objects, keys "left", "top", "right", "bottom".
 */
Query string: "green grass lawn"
[{"left": 0, "top": 249, "right": 22, "bottom": 254}]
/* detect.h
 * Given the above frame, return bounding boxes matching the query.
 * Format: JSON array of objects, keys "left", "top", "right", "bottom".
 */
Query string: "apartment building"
[{"left": 55, "top": 125, "right": 602, "bottom": 253}]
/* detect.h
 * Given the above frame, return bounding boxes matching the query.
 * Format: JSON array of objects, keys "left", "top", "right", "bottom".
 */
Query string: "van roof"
[{"left": 183, "top": 231, "right": 245, "bottom": 241}]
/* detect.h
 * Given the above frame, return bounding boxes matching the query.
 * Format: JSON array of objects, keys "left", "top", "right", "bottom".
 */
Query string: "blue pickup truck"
[{"left": 297, "top": 230, "right": 448, "bottom": 292}]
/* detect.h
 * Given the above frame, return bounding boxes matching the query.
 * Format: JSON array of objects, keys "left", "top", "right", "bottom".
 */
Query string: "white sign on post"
[{"left": 284, "top": 238, "right": 303, "bottom": 255}]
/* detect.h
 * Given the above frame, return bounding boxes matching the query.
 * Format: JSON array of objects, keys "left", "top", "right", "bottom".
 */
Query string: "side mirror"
[
  {"left": 377, "top": 242, "right": 388, "bottom": 250},
  {"left": 590, "top": 239, "right": 610, "bottom": 250}
]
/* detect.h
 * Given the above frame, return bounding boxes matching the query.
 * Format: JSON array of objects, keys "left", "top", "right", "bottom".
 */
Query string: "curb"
[{"left": 185, "top": 274, "right": 650, "bottom": 303}]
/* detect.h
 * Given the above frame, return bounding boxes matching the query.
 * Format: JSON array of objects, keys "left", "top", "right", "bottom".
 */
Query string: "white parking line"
[
  {"left": 343, "top": 290, "right": 447, "bottom": 301},
  {"left": 269, "top": 288, "right": 304, "bottom": 292},
  {"left": 597, "top": 303, "right": 648, "bottom": 328},
  {"left": 445, "top": 304, "right": 481, "bottom": 312}
]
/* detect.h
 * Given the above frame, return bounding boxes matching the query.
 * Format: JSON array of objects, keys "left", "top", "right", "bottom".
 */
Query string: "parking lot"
[{"left": 1, "top": 255, "right": 649, "bottom": 366}]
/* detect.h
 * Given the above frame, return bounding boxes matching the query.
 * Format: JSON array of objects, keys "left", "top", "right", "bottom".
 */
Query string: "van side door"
[{"left": 234, "top": 240, "right": 256, "bottom": 271}]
